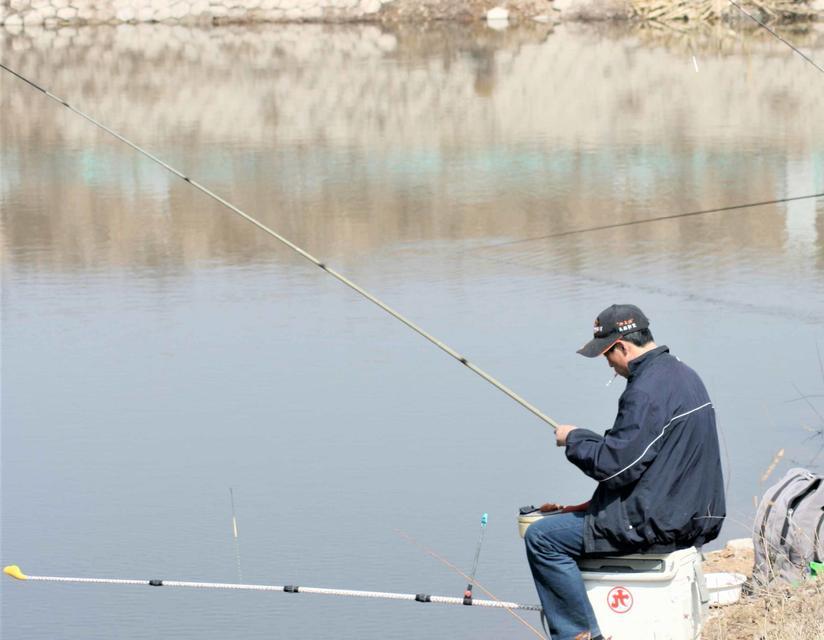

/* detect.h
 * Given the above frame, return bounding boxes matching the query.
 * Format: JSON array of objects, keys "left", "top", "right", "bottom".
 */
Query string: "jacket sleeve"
[{"left": 564, "top": 388, "right": 665, "bottom": 490}]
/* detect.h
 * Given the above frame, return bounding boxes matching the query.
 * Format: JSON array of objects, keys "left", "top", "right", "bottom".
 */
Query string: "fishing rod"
[
  {"left": 464, "top": 513, "right": 488, "bottom": 605},
  {"left": 2, "top": 565, "right": 542, "bottom": 612},
  {"left": 481, "top": 192, "right": 824, "bottom": 249},
  {"left": 726, "top": 0, "right": 824, "bottom": 75},
  {"left": 0, "top": 61, "right": 560, "bottom": 432}
]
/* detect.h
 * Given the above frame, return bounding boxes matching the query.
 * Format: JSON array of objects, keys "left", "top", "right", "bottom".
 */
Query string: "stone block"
[
  {"left": 10, "top": 0, "right": 29, "bottom": 11},
  {"left": 171, "top": 2, "right": 190, "bottom": 18},
  {"left": 3, "top": 11, "right": 23, "bottom": 25},
  {"left": 23, "top": 10, "right": 44, "bottom": 24},
  {"left": 360, "top": 0, "right": 380, "bottom": 14},
  {"left": 75, "top": 5, "right": 94, "bottom": 19},
  {"left": 116, "top": 6, "right": 135, "bottom": 20},
  {"left": 57, "top": 6, "right": 77, "bottom": 18},
  {"left": 137, "top": 6, "right": 154, "bottom": 20}
]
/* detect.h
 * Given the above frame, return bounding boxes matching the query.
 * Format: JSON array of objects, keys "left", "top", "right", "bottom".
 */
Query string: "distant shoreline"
[{"left": 1, "top": 0, "right": 821, "bottom": 29}]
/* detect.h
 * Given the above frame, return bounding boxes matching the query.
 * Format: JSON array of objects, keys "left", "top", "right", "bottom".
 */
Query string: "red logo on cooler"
[{"left": 607, "top": 586, "right": 633, "bottom": 613}]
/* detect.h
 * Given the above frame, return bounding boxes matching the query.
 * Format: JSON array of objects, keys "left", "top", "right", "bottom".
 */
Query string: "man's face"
[{"left": 604, "top": 341, "right": 631, "bottom": 378}]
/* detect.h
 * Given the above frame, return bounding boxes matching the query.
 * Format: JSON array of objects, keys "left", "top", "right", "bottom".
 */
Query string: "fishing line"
[
  {"left": 479, "top": 192, "right": 824, "bottom": 250},
  {"left": 726, "top": 0, "right": 824, "bottom": 75},
  {"left": 2, "top": 565, "right": 542, "bottom": 612},
  {"left": 464, "top": 513, "right": 488, "bottom": 605},
  {"left": 394, "top": 530, "right": 546, "bottom": 639},
  {"left": 0, "top": 61, "right": 559, "bottom": 432}
]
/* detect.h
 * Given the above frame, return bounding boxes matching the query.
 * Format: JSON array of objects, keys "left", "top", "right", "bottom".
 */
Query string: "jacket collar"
[{"left": 627, "top": 345, "right": 669, "bottom": 380}]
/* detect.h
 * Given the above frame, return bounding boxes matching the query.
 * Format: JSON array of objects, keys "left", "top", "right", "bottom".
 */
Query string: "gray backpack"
[{"left": 752, "top": 467, "right": 824, "bottom": 587}]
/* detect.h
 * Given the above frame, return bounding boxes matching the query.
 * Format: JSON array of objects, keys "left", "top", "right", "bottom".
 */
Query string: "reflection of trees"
[
  {"left": 1, "top": 22, "right": 822, "bottom": 274},
  {"left": 633, "top": 17, "right": 824, "bottom": 53}
]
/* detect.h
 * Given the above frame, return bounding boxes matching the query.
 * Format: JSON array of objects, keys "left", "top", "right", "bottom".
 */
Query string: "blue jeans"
[{"left": 524, "top": 512, "right": 601, "bottom": 640}]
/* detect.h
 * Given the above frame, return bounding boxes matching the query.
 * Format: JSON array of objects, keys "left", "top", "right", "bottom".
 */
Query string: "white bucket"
[
  {"left": 704, "top": 572, "right": 746, "bottom": 606},
  {"left": 518, "top": 511, "right": 548, "bottom": 538}
]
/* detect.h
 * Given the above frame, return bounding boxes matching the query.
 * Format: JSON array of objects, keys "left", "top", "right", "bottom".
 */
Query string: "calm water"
[{"left": 2, "top": 20, "right": 824, "bottom": 639}]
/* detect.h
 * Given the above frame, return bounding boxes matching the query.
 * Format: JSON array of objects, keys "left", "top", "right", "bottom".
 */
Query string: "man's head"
[{"left": 577, "top": 304, "right": 657, "bottom": 378}]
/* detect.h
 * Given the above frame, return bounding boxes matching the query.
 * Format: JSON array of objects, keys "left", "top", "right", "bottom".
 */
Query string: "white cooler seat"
[{"left": 576, "top": 548, "right": 708, "bottom": 640}]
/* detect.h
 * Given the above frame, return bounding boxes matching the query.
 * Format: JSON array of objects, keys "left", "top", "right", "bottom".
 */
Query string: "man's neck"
[{"left": 626, "top": 341, "right": 658, "bottom": 363}]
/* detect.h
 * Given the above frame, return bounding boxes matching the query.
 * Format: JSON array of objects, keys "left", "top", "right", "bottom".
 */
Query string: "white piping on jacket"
[{"left": 600, "top": 402, "right": 713, "bottom": 483}]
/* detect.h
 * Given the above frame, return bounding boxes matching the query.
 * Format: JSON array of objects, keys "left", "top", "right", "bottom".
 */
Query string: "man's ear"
[{"left": 615, "top": 341, "right": 627, "bottom": 354}]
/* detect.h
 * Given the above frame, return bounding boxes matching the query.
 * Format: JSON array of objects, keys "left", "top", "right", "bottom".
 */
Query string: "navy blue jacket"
[{"left": 565, "top": 346, "right": 726, "bottom": 554}]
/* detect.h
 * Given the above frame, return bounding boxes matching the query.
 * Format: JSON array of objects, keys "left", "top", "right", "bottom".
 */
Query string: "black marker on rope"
[{"left": 463, "top": 513, "right": 488, "bottom": 605}]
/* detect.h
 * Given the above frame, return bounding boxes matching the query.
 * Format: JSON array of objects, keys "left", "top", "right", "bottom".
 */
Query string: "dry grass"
[
  {"left": 629, "top": 0, "right": 818, "bottom": 24},
  {"left": 703, "top": 580, "right": 824, "bottom": 639},
  {"left": 702, "top": 543, "right": 824, "bottom": 639}
]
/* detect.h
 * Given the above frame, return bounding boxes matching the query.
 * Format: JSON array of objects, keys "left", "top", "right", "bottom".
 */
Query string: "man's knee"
[
  {"left": 524, "top": 518, "right": 557, "bottom": 556},
  {"left": 524, "top": 513, "right": 586, "bottom": 559}
]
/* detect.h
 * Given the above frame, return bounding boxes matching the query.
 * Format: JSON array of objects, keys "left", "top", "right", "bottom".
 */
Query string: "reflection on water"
[{"left": 2, "top": 21, "right": 824, "bottom": 640}]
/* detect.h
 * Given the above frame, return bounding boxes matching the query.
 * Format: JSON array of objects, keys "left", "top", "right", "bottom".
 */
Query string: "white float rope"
[
  {"left": 3, "top": 565, "right": 542, "bottom": 612},
  {"left": 0, "top": 61, "right": 559, "bottom": 432}
]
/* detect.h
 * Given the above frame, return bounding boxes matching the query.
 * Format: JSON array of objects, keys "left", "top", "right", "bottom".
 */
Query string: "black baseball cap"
[{"left": 576, "top": 304, "right": 650, "bottom": 358}]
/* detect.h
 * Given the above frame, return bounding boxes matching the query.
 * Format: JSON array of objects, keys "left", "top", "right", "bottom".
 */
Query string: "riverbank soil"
[{"left": 702, "top": 541, "right": 824, "bottom": 639}]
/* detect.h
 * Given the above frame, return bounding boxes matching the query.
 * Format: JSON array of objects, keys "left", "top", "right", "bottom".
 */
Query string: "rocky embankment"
[{"left": 2, "top": 0, "right": 821, "bottom": 27}]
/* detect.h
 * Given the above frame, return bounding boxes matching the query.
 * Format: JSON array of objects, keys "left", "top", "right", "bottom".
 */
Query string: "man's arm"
[{"left": 563, "top": 389, "right": 665, "bottom": 489}]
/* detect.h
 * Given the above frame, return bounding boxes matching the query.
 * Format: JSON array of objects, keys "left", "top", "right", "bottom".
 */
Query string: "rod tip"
[{"left": 4, "top": 565, "right": 27, "bottom": 580}]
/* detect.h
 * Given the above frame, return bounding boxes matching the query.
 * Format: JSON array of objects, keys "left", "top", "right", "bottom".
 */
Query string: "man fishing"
[{"left": 524, "top": 304, "right": 726, "bottom": 640}]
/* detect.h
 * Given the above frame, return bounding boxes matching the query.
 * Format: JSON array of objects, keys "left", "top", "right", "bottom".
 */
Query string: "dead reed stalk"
[{"left": 629, "top": 0, "right": 818, "bottom": 24}]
